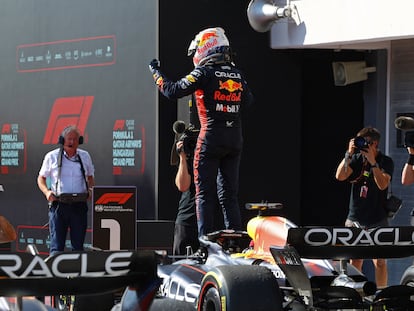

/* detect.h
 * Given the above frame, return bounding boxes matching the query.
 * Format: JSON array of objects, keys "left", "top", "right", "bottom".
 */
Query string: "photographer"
[
  {"left": 335, "top": 127, "right": 394, "bottom": 287},
  {"left": 171, "top": 125, "right": 199, "bottom": 256}
]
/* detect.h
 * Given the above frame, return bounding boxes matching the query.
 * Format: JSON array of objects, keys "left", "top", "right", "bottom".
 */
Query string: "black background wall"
[{"left": 157, "top": 0, "right": 365, "bottom": 228}]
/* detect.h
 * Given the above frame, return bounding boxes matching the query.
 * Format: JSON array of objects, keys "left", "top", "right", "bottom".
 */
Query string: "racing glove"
[
  {"left": 149, "top": 59, "right": 162, "bottom": 85},
  {"left": 149, "top": 59, "right": 160, "bottom": 74}
]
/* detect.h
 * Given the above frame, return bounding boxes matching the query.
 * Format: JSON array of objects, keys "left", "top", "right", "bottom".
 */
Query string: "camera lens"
[{"left": 354, "top": 136, "right": 367, "bottom": 149}]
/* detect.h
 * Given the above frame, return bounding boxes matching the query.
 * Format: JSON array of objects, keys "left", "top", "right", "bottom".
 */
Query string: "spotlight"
[{"left": 247, "top": 0, "right": 301, "bottom": 33}]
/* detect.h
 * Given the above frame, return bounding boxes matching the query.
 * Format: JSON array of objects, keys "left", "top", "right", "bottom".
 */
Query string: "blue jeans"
[{"left": 48, "top": 201, "right": 88, "bottom": 255}]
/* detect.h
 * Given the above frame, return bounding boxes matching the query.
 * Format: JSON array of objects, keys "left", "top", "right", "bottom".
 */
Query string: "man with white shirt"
[{"left": 37, "top": 125, "right": 95, "bottom": 256}]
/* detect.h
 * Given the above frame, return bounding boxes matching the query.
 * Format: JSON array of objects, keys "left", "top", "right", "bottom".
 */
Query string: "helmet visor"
[{"left": 187, "top": 38, "right": 198, "bottom": 56}]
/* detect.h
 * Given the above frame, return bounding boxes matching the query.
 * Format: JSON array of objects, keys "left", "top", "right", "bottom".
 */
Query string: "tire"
[
  {"left": 401, "top": 265, "right": 414, "bottom": 287},
  {"left": 197, "top": 265, "right": 283, "bottom": 311},
  {"left": 200, "top": 287, "right": 221, "bottom": 311},
  {"left": 73, "top": 292, "right": 115, "bottom": 311},
  {"left": 149, "top": 297, "right": 195, "bottom": 311}
]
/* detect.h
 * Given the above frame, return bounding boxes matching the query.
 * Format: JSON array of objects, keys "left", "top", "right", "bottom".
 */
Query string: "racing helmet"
[{"left": 187, "top": 27, "right": 232, "bottom": 67}]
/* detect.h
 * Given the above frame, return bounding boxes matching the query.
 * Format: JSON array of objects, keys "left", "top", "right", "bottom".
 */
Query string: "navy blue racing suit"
[{"left": 151, "top": 62, "right": 254, "bottom": 237}]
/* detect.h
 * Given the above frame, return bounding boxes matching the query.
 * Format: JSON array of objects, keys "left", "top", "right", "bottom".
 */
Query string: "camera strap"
[{"left": 349, "top": 152, "right": 387, "bottom": 184}]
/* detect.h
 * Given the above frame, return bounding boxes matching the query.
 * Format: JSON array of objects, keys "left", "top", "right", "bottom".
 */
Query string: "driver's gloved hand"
[{"left": 149, "top": 59, "right": 160, "bottom": 74}]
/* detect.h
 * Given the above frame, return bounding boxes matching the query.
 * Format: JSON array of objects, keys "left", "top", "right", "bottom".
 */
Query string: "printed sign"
[{"left": 92, "top": 186, "right": 137, "bottom": 250}]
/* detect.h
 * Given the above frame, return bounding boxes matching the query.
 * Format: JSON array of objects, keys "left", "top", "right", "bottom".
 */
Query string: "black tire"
[
  {"left": 73, "top": 292, "right": 115, "bottom": 311},
  {"left": 149, "top": 297, "right": 195, "bottom": 311},
  {"left": 401, "top": 265, "right": 414, "bottom": 287},
  {"left": 197, "top": 265, "right": 283, "bottom": 311},
  {"left": 116, "top": 288, "right": 194, "bottom": 311},
  {"left": 200, "top": 287, "right": 221, "bottom": 311}
]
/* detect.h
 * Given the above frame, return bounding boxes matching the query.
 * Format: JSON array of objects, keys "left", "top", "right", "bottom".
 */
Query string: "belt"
[{"left": 57, "top": 193, "right": 88, "bottom": 203}]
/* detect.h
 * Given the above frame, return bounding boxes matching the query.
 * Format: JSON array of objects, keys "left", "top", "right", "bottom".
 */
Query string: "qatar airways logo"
[{"left": 303, "top": 227, "right": 414, "bottom": 246}]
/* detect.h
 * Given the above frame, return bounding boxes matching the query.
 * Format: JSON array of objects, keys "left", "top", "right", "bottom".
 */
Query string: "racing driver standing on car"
[{"left": 148, "top": 27, "right": 254, "bottom": 239}]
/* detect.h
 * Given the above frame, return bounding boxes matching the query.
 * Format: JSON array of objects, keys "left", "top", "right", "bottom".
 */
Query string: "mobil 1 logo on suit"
[{"left": 92, "top": 186, "right": 136, "bottom": 250}]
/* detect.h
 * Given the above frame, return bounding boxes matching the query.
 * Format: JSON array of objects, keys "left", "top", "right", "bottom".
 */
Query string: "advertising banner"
[{"left": 0, "top": 0, "right": 157, "bottom": 252}]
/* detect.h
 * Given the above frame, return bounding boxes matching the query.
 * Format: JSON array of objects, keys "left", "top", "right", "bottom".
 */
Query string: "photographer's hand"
[
  {"left": 363, "top": 141, "right": 390, "bottom": 190},
  {"left": 176, "top": 141, "right": 185, "bottom": 155},
  {"left": 348, "top": 138, "right": 356, "bottom": 156},
  {"left": 362, "top": 143, "right": 376, "bottom": 166},
  {"left": 402, "top": 147, "right": 414, "bottom": 185},
  {"left": 336, "top": 139, "right": 355, "bottom": 181},
  {"left": 175, "top": 141, "right": 191, "bottom": 192}
]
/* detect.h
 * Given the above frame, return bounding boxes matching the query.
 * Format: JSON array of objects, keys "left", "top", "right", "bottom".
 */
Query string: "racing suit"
[{"left": 150, "top": 62, "right": 254, "bottom": 237}]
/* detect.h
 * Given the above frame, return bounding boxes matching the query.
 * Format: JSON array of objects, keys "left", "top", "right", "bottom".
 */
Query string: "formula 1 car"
[
  {"left": 0, "top": 248, "right": 161, "bottom": 311},
  {"left": 151, "top": 203, "right": 414, "bottom": 311},
  {"left": 0, "top": 215, "right": 161, "bottom": 311}
]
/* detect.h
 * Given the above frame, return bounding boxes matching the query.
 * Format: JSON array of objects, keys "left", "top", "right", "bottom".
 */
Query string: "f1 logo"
[
  {"left": 42, "top": 96, "right": 94, "bottom": 144},
  {"left": 95, "top": 193, "right": 134, "bottom": 205}
]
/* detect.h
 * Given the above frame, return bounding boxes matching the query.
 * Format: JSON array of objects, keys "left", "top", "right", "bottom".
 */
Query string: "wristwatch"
[{"left": 371, "top": 162, "right": 379, "bottom": 168}]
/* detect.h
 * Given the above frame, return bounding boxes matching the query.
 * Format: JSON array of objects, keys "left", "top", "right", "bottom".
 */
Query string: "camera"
[
  {"left": 354, "top": 136, "right": 370, "bottom": 151},
  {"left": 405, "top": 131, "right": 414, "bottom": 148},
  {"left": 172, "top": 121, "right": 199, "bottom": 157},
  {"left": 177, "top": 126, "right": 199, "bottom": 156}
]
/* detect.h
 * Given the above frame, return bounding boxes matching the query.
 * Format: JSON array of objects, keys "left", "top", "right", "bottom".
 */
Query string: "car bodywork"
[
  {"left": 0, "top": 250, "right": 161, "bottom": 311},
  {"left": 154, "top": 203, "right": 414, "bottom": 311},
  {"left": 0, "top": 215, "right": 160, "bottom": 311}
]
